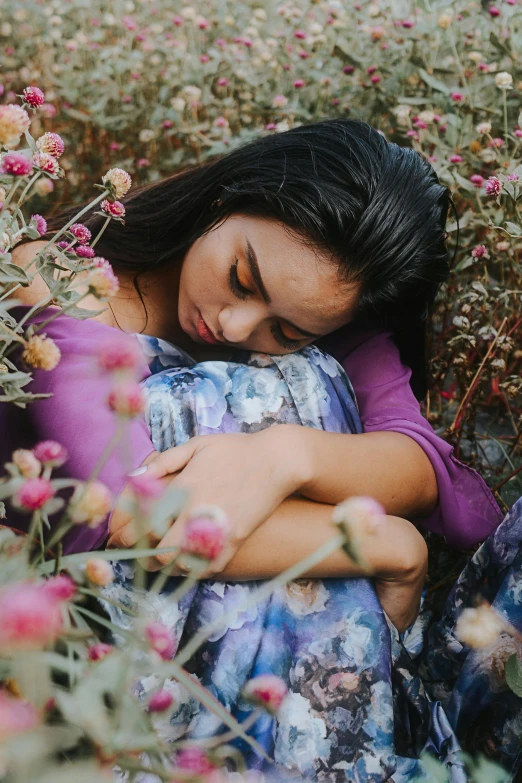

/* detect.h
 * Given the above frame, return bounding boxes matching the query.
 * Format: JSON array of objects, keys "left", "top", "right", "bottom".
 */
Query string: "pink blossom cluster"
[
  {"left": 181, "top": 506, "right": 231, "bottom": 561},
  {"left": 484, "top": 176, "right": 501, "bottom": 196},
  {"left": 242, "top": 674, "right": 288, "bottom": 714},
  {"left": 0, "top": 152, "right": 32, "bottom": 176},
  {"left": 22, "top": 85, "right": 45, "bottom": 108},
  {"left": 145, "top": 621, "right": 177, "bottom": 660},
  {"left": 0, "top": 578, "right": 74, "bottom": 651}
]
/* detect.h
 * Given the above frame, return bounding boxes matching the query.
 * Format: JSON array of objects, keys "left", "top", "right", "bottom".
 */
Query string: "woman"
[{"left": 4, "top": 119, "right": 505, "bottom": 779}]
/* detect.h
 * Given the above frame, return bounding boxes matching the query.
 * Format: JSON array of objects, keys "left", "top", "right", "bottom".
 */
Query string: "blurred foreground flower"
[
  {"left": 456, "top": 604, "right": 505, "bottom": 649},
  {"left": 181, "top": 505, "right": 231, "bottom": 561},
  {"left": 69, "top": 480, "right": 112, "bottom": 527},
  {"left": 0, "top": 581, "right": 66, "bottom": 651},
  {"left": 0, "top": 691, "right": 39, "bottom": 739},
  {"left": 22, "top": 334, "right": 61, "bottom": 370},
  {"left": 332, "top": 496, "right": 385, "bottom": 571},
  {"left": 0, "top": 104, "right": 30, "bottom": 148},
  {"left": 242, "top": 674, "right": 288, "bottom": 715}
]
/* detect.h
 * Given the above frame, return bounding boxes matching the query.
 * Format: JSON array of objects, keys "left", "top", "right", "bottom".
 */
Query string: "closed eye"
[
  {"left": 270, "top": 322, "right": 306, "bottom": 350},
  {"left": 229, "top": 258, "right": 252, "bottom": 300}
]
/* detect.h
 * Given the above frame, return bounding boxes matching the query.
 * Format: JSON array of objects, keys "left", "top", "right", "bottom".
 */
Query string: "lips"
[{"left": 196, "top": 313, "right": 222, "bottom": 344}]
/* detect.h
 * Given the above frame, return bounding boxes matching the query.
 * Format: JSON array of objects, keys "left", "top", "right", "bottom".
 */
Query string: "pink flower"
[
  {"left": 56, "top": 240, "right": 74, "bottom": 252},
  {"left": 75, "top": 244, "right": 96, "bottom": 259},
  {"left": 70, "top": 223, "right": 92, "bottom": 243},
  {"left": 22, "top": 86, "right": 45, "bottom": 108},
  {"left": 414, "top": 121, "right": 428, "bottom": 129},
  {"left": 87, "top": 257, "right": 120, "bottom": 298},
  {"left": 198, "top": 18, "right": 210, "bottom": 29},
  {"left": 88, "top": 642, "right": 113, "bottom": 661},
  {"left": 13, "top": 477, "right": 55, "bottom": 511},
  {"left": 35, "top": 132, "right": 64, "bottom": 158},
  {"left": 33, "top": 440, "right": 68, "bottom": 467},
  {"left": 122, "top": 15, "right": 138, "bottom": 30},
  {"left": 243, "top": 674, "right": 288, "bottom": 715},
  {"left": 32, "top": 151, "right": 59, "bottom": 175},
  {"left": 485, "top": 176, "right": 502, "bottom": 196},
  {"left": 478, "top": 62, "right": 490, "bottom": 72},
  {"left": 173, "top": 747, "right": 217, "bottom": 775},
  {"left": 145, "top": 622, "right": 177, "bottom": 660},
  {"left": 163, "top": 119, "right": 174, "bottom": 129},
  {"left": 0, "top": 104, "right": 31, "bottom": 148},
  {"left": 40, "top": 103, "right": 57, "bottom": 119},
  {"left": 0, "top": 691, "right": 39, "bottom": 739},
  {"left": 470, "top": 174, "right": 485, "bottom": 187},
  {"left": 0, "top": 581, "right": 64, "bottom": 650},
  {"left": 148, "top": 690, "right": 174, "bottom": 712},
  {"left": 129, "top": 473, "right": 165, "bottom": 499},
  {"left": 12, "top": 449, "right": 41, "bottom": 478},
  {"left": 69, "top": 481, "right": 113, "bottom": 527},
  {"left": 406, "top": 130, "right": 419, "bottom": 140},
  {"left": 136, "top": 157, "right": 150, "bottom": 168},
  {"left": 101, "top": 199, "right": 126, "bottom": 218},
  {"left": 449, "top": 154, "right": 463, "bottom": 163},
  {"left": 216, "top": 77, "right": 229, "bottom": 86},
  {"left": 42, "top": 575, "right": 76, "bottom": 601},
  {"left": 489, "top": 5, "right": 501, "bottom": 15},
  {"left": 107, "top": 381, "right": 144, "bottom": 417},
  {"left": 30, "top": 214, "right": 47, "bottom": 236},
  {"left": 507, "top": 173, "right": 519, "bottom": 181},
  {"left": 0, "top": 152, "right": 32, "bottom": 176},
  {"left": 97, "top": 337, "right": 141, "bottom": 374},
  {"left": 515, "top": 129, "right": 522, "bottom": 138},
  {"left": 488, "top": 137, "right": 504, "bottom": 148},
  {"left": 172, "top": 14, "right": 184, "bottom": 25},
  {"left": 85, "top": 558, "right": 114, "bottom": 586},
  {"left": 265, "top": 123, "right": 277, "bottom": 130},
  {"left": 292, "top": 79, "right": 306, "bottom": 88},
  {"left": 402, "top": 19, "right": 415, "bottom": 27},
  {"left": 109, "top": 141, "right": 121, "bottom": 151},
  {"left": 214, "top": 116, "right": 228, "bottom": 127},
  {"left": 472, "top": 244, "right": 489, "bottom": 258},
  {"left": 294, "top": 29, "right": 306, "bottom": 39},
  {"left": 370, "top": 74, "right": 381, "bottom": 84},
  {"left": 450, "top": 91, "right": 464, "bottom": 102},
  {"left": 181, "top": 506, "right": 230, "bottom": 561},
  {"left": 343, "top": 65, "right": 355, "bottom": 74}
]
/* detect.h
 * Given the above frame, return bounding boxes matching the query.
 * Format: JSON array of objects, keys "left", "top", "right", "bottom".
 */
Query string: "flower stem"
[
  {"left": 90, "top": 216, "right": 111, "bottom": 249},
  {"left": 16, "top": 172, "right": 42, "bottom": 208}
]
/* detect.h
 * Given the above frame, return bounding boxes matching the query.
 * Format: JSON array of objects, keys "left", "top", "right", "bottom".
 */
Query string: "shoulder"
[
  {"left": 320, "top": 321, "right": 397, "bottom": 364},
  {"left": 10, "top": 240, "right": 50, "bottom": 305}
]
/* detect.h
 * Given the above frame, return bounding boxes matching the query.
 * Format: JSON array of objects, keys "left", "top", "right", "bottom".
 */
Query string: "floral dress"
[{"left": 101, "top": 336, "right": 517, "bottom": 783}]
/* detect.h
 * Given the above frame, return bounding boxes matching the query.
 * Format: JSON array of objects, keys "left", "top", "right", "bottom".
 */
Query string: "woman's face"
[{"left": 177, "top": 214, "right": 360, "bottom": 354}]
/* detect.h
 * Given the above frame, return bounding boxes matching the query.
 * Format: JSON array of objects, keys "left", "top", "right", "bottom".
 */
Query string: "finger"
[
  {"left": 107, "top": 518, "right": 162, "bottom": 550},
  {"left": 150, "top": 517, "right": 187, "bottom": 568},
  {"left": 130, "top": 441, "right": 199, "bottom": 480}
]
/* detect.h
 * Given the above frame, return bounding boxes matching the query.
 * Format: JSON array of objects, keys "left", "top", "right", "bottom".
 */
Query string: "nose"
[{"left": 217, "top": 305, "right": 260, "bottom": 344}]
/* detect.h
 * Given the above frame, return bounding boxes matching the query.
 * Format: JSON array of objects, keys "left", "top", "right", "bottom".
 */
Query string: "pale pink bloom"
[
  {"left": 101, "top": 199, "right": 126, "bottom": 217},
  {"left": 298, "top": 50, "right": 309, "bottom": 59},
  {"left": 88, "top": 642, "right": 113, "bottom": 661},
  {"left": 197, "top": 17, "right": 210, "bottom": 29},
  {"left": 163, "top": 119, "right": 174, "bottom": 129},
  {"left": 12, "top": 449, "right": 41, "bottom": 478},
  {"left": 0, "top": 691, "right": 39, "bottom": 739},
  {"left": 367, "top": 65, "right": 377, "bottom": 74},
  {"left": 0, "top": 581, "right": 64, "bottom": 650},
  {"left": 13, "top": 477, "right": 55, "bottom": 511},
  {"left": 213, "top": 116, "right": 228, "bottom": 127},
  {"left": 31, "top": 214, "right": 47, "bottom": 236},
  {"left": 294, "top": 29, "right": 306, "bottom": 39},
  {"left": 22, "top": 334, "right": 61, "bottom": 370},
  {"left": 122, "top": 15, "right": 138, "bottom": 30},
  {"left": 109, "top": 142, "right": 121, "bottom": 151},
  {"left": 34, "top": 178, "right": 54, "bottom": 196},
  {"left": 488, "top": 137, "right": 504, "bottom": 148},
  {"left": 472, "top": 244, "right": 489, "bottom": 259},
  {"left": 496, "top": 240, "right": 510, "bottom": 251},
  {"left": 406, "top": 130, "right": 419, "bottom": 140},
  {"left": 478, "top": 62, "right": 490, "bottom": 72},
  {"left": 0, "top": 152, "right": 32, "bottom": 176},
  {"left": 450, "top": 92, "right": 464, "bottom": 102},
  {"left": 182, "top": 506, "right": 230, "bottom": 561},
  {"left": 33, "top": 440, "right": 68, "bottom": 467},
  {"left": 129, "top": 473, "right": 165, "bottom": 499},
  {"left": 102, "top": 167, "right": 132, "bottom": 199},
  {"left": 489, "top": 5, "right": 501, "bottom": 15},
  {"left": 148, "top": 690, "right": 174, "bottom": 712},
  {"left": 515, "top": 129, "right": 522, "bottom": 138},
  {"left": 293, "top": 79, "right": 306, "bottom": 88},
  {"left": 414, "top": 121, "right": 428, "bottom": 129},
  {"left": 97, "top": 337, "right": 141, "bottom": 374},
  {"left": 70, "top": 223, "right": 92, "bottom": 243},
  {"left": 0, "top": 103, "right": 31, "bottom": 149},
  {"left": 265, "top": 123, "right": 277, "bottom": 130},
  {"left": 172, "top": 15, "right": 184, "bottom": 25},
  {"left": 87, "top": 257, "right": 120, "bottom": 298},
  {"left": 75, "top": 244, "right": 96, "bottom": 258},
  {"left": 174, "top": 747, "right": 217, "bottom": 775},
  {"left": 272, "top": 94, "right": 288, "bottom": 108},
  {"left": 507, "top": 173, "right": 519, "bottom": 181},
  {"left": 107, "top": 381, "right": 144, "bottom": 417},
  {"left": 432, "top": 114, "right": 442, "bottom": 123},
  {"left": 85, "top": 558, "right": 115, "bottom": 586},
  {"left": 69, "top": 481, "right": 113, "bottom": 527},
  {"left": 32, "top": 151, "right": 59, "bottom": 175},
  {"left": 370, "top": 75, "right": 381, "bottom": 84},
  {"left": 41, "top": 575, "right": 76, "bottom": 601},
  {"left": 36, "top": 132, "right": 64, "bottom": 158},
  {"left": 485, "top": 176, "right": 501, "bottom": 196},
  {"left": 145, "top": 621, "right": 177, "bottom": 660},
  {"left": 136, "top": 157, "right": 150, "bottom": 168},
  {"left": 470, "top": 174, "right": 484, "bottom": 187},
  {"left": 332, "top": 496, "right": 385, "bottom": 550},
  {"left": 449, "top": 155, "right": 463, "bottom": 163},
  {"left": 216, "top": 77, "right": 229, "bottom": 86},
  {"left": 243, "top": 674, "right": 288, "bottom": 714},
  {"left": 40, "top": 103, "right": 57, "bottom": 119},
  {"left": 456, "top": 605, "right": 504, "bottom": 648},
  {"left": 22, "top": 85, "right": 45, "bottom": 108}
]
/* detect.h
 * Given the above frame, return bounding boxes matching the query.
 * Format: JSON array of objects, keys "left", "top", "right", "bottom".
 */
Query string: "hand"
[{"left": 106, "top": 426, "right": 308, "bottom": 576}]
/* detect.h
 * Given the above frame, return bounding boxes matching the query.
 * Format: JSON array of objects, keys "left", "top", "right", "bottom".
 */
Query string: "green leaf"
[
  {"left": 505, "top": 653, "right": 522, "bottom": 697},
  {"left": 331, "top": 37, "right": 364, "bottom": 67},
  {"left": 504, "top": 221, "right": 522, "bottom": 236},
  {"left": 0, "top": 263, "right": 31, "bottom": 284},
  {"left": 417, "top": 67, "right": 452, "bottom": 95},
  {"left": 61, "top": 304, "right": 106, "bottom": 320}
]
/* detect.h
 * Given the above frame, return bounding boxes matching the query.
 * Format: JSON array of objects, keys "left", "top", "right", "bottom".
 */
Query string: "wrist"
[{"left": 258, "top": 424, "right": 315, "bottom": 495}]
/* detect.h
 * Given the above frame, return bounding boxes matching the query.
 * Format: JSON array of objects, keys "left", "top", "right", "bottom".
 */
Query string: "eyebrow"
[{"left": 244, "top": 235, "right": 322, "bottom": 340}]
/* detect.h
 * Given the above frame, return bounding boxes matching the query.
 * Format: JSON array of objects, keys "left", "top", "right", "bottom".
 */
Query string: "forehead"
[{"left": 222, "top": 214, "right": 358, "bottom": 327}]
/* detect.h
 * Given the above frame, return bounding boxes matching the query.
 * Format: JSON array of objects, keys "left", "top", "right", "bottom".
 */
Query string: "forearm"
[{"left": 269, "top": 425, "right": 439, "bottom": 519}]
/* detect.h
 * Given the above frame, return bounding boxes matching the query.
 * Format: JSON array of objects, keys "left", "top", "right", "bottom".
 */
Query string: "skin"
[{"left": 12, "top": 216, "right": 437, "bottom": 631}]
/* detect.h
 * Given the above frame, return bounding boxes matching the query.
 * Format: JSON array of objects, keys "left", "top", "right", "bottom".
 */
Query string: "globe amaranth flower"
[
  {"left": 22, "top": 86, "right": 45, "bottom": 108},
  {"left": 101, "top": 167, "right": 132, "bottom": 199},
  {"left": 144, "top": 621, "right": 177, "bottom": 660},
  {"left": 32, "top": 151, "right": 60, "bottom": 175},
  {"left": 332, "top": 496, "right": 385, "bottom": 570},
  {"left": 69, "top": 481, "right": 112, "bottom": 527},
  {"left": 292, "top": 79, "right": 306, "bottom": 88},
  {"left": 0, "top": 152, "right": 32, "bottom": 176},
  {"left": 22, "top": 334, "right": 61, "bottom": 370},
  {"left": 456, "top": 604, "right": 505, "bottom": 648},
  {"left": 35, "top": 132, "right": 64, "bottom": 158},
  {"left": 485, "top": 176, "right": 502, "bottom": 196},
  {"left": 85, "top": 558, "right": 114, "bottom": 586},
  {"left": 489, "top": 5, "right": 501, "bottom": 16},
  {"left": 129, "top": 473, "right": 165, "bottom": 500},
  {"left": 0, "top": 691, "right": 39, "bottom": 739},
  {"left": 69, "top": 223, "right": 92, "bottom": 243},
  {"left": 12, "top": 477, "right": 56, "bottom": 512},
  {"left": 242, "top": 674, "right": 288, "bottom": 715},
  {"left": 173, "top": 747, "right": 218, "bottom": 777},
  {"left": 88, "top": 642, "right": 113, "bottom": 661},
  {"left": 181, "top": 505, "right": 231, "bottom": 561},
  {"left": 148, "top": 690, "right": 174, "bottom": 713},
  {"left": 495, "top": 71, "right": 513, "bottom": 89},
  {"left": 97, "top": 336, "right": 142, "bottom": 374},
  {"left": 12, "top": 449, "right": 41, "bottom": 478},
  {"left": 450, "top": 91, "right": 464, "bottom": 102},
  {"left": 41, "top": 575, "right": 76, "bottom": 601},
  {"left": 33, "top": 440, "right": 68, "bottom": 467},
  {"left": 75, "top": 244, "right": 95, "bottom": 259},
  {"left": 507, "top": 173, "right": 519, "bottom": 182},
  {"left": 449, "top": 154, "right": 463, "bottom": 164},
  {"left": 0, "top": 581, "right": 64, "bottom": 651},
  {"left": 101, "top": 199, "right": 125, "bottom": 218},
  {"left": 472, "top": 244, "right": 489, "bottom": 259},
  {"left": 470, "top": 174, "right": 484, "bottom": 188},
  {"left": 107, "top": 380, "right": 144, "bottom": 417},
  {"left": 0, "top": 104, "right": 31, "bottom": 148},
  {"left": 30, "top": 214, "right": 47, "bottom": 236},
  {"left": 34, "top": 178, "right": 54, "bottom": 196},
  {"left": 87, "top": 257, "right": 120, "bottom": 298},
  {"left": 476, "top": 121, "right": 492, "bottom": 135}
]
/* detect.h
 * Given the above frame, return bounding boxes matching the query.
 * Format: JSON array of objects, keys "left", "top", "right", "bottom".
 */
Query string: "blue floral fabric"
[{"left": 102, "top": 336, "right": 519, "bottom": 782}]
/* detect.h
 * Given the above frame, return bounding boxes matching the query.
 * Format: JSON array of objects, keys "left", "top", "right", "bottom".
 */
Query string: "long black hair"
[{"left": 44, "top": 118, "right": 457, "bottom": 399}]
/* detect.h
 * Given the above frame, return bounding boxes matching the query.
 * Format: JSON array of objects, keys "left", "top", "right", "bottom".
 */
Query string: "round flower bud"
[
  {"left": 148, "top": 690, "right": 174, "bottom": 712},
  {"left": 101, "top": 199, "right": 125, "bottom": 218},
  {"left": 85, "top": 558, "right": 114, "bottom": 586},
  {"left": 272, "top": 94, "right": 288, "bottom": 108},
  {"left": 22, "top": 334, "right": 61, "bottom": 370},
  {"left": 97, "top": 336, "right": 142, "bottom": 374},
  {"left": 75, "top": 244, "right": 95, "bottom": 259},
  {"left": 12, "top": 449, "right": 41, "bottom": 478},
  {"left": 456, "top": 605, "right": 504, "bottom": 649},
  {"left": 70, "top": 223, "right": 92, "bottom": 243},
  {"left": 33, "top": 440, "right": 68, "bottom": 467},
  {"left": 242, "top": 674, "right": 288, "bottom": 715},
  {"left": 13, "top": 477, "right": 55, "bottom": 511},
  {"left": 181, "top": 505, "right": 230, "bottom": 561},
  {"left": 107, "top": 381, "right": 144, "bottom": 417},
  {"left": 22, "top": 86, "right": 45, "bottom": 107},
  {"left": 101, "top": 167, "right": 132, "bottom": 199},
  {"left": 0, "top": 152, "right": 32, "bottom": 176},
  {"left": 485, "top": 176, "right": 501, "bottom": 196},
  {"left": 437, "top": 11, "right": 453, "bottom": 28},
  {"left": 32, "top": 151, "right": 59, "bottom": 175},
  {"left": 0, "top": 104, "right": 31, "bottom": 148},
  {"left": 88, "top": 642, "right": 113, "bottom": 661},
  {"left": 476, "top": 121, "right": 492, "bottom": 135},
  {"left": 30, "top": 214, "right": 47, "bottom": 236},
  {"left": 35, "top": 132, "right": 64, "bottom": 158},
  {"left": 41, "top": 575, "right": 76, "bottom": 601},
  {"left": 144, "top": 621, "right": 177, "bottom": 660},
  {"left": 87, "top": 257, "right": 119, "bottom": 298},
  {"left": 69, "top": 481, "right": 112, "bottom": 527},
  {"left": 0, "top": 581, "right": 63, "bottom": 651},
  {"left": 173, "top": 747, "right": 217, "bottom": 777},
  {"left": 0, "top": 691, "right": 39, "bottom": 738},
  {"left": 495, "top": 71, "right": 513, "bottom": 89}
]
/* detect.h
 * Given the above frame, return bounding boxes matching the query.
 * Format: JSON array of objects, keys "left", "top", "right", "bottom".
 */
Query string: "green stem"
[
  {"left": 0, "top": 179, "right": 24, "bottom": 218},
  {"left": 16, "top": 172, "right": 42, "bottom": 208},
  {"left": 448, "top": 23, "right": 474, "bottom": 110},
  {"left": 90, "top": 216, "right": 110, "bottom": 249},
  {"left": 88, "top": 417, "right": 127, "bottom": 483},
  {"left": 503, "top": 89, "right": 509, "bottom": 165},
  {"left": 31, "top": 291, "right": 90, "bottom": 333}
]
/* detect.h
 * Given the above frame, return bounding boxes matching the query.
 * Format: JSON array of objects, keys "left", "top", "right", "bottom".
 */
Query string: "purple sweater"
[{"left": 1, "top": 308, "right": 503, "bottom": 553}]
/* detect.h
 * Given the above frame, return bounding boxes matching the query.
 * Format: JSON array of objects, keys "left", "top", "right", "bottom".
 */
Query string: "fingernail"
[{"left": 128, "top": 465, "right": 147, "bottom": 477}]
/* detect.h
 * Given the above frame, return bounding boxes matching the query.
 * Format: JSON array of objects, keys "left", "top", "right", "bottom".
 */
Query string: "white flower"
[
  {"left": 437, "top": 11, "right": 453, "bottom": 28},
  {"left": 170, "top": 97, "right": 186, "bottom": 112},
  {"left": 182, "top": 85, "right": 201, "bottom": 100},
  {"left": 138, "top": 128, "right": 156, "bottom": 143},
  {"left": 393, "top": 104, "right": 412, "bottom": 124},
  {"left": 476, "top": 121, "right": 492, "bottom": 135},
  {"left": 495, "top": 71, "right": 513, "bottom": 89},
  {"left": 101, "top": 167, "right": 132, "bottom": 199},
  {"left": 452, "top": 316, "right": 470, "bottom": 329},
  {"left": 456, "top": 605, "right": 505, "bottom": 649},
  {"left": 418, "top": 110, "right": 435, "bottom": 123},
  {"left": 480, "top": 148, "right": 498, "bottom": 163}
]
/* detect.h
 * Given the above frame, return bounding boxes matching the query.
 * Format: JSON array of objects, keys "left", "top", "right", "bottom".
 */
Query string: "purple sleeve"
[
  {"left": 17, "top": 310, "right": 156, "bottom": 554},
  {"left": 323, "top": 327, "right": 503, "bottom": 550}
]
